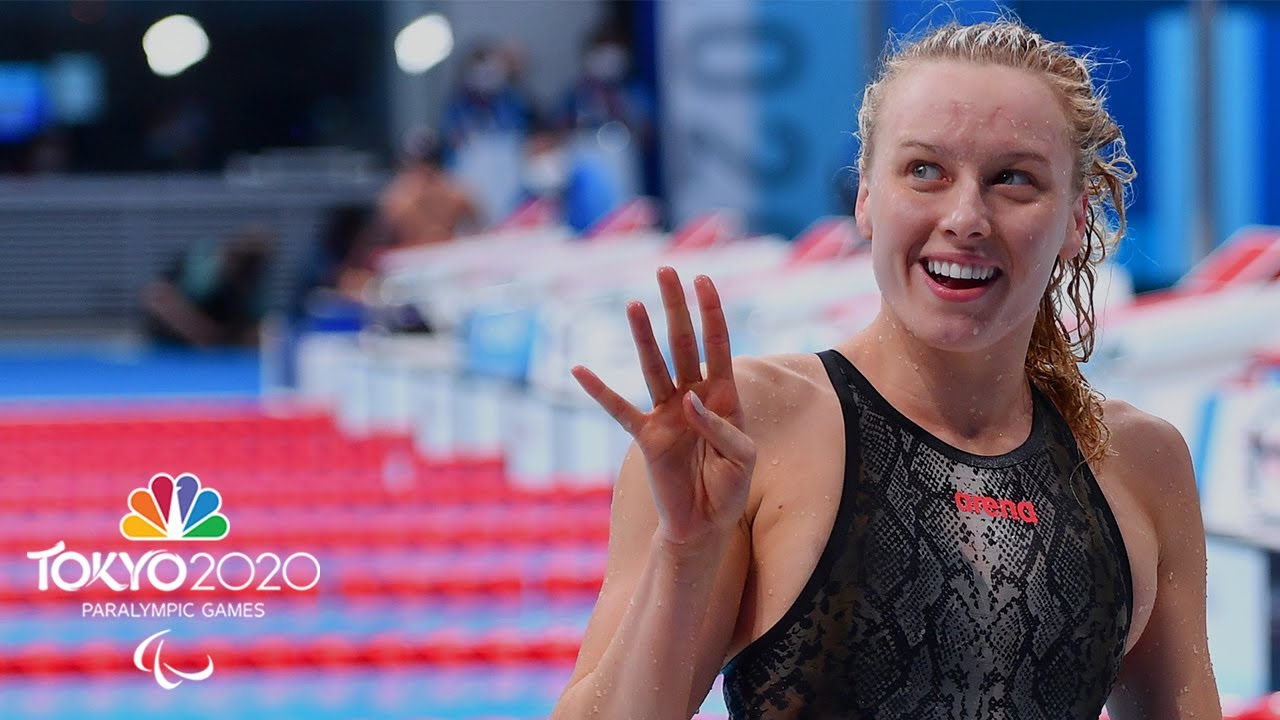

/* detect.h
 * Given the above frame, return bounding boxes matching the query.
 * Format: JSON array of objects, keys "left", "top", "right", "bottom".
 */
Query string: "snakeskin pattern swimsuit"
[{"left": 721, "top": 349, "right": 1132, "bottom": 719}]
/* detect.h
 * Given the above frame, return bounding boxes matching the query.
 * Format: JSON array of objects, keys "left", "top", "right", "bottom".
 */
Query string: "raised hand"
[{"left": 571, "top": 266, "right": 756, "bottom": 548}]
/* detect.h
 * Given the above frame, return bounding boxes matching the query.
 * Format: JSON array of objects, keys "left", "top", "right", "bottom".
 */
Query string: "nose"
[{"left": 938, "top": 177, "right": 991, "bottom": 242}]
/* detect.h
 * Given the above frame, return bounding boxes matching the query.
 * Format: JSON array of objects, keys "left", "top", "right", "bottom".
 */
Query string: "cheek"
[
  {"left": 870, "top": 194, "right": 929, "bottom": 246},
  {"left": 1010, "top": 235, "right": 1066, "bottom": 308},
  {"left": 1006, "top": 206, "right": 1069, "bottom": 268},
  {"left": 1016, "top": 240, "right": 1059, "bottom": 284},
  {"left": 868, "top": 240, "right": 897, "bottom": 285}
]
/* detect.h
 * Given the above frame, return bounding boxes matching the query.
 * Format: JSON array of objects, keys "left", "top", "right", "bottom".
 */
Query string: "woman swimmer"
[{"left": 552, "top": 18, "right": 1221, "bottom": 720}]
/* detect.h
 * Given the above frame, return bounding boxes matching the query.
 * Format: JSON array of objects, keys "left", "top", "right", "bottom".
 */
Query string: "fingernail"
[{"left": 687, "top": 391, "right": 707, "bottom": 416}]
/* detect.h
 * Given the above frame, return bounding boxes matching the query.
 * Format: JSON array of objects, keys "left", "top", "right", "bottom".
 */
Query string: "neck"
[{"left": 838, "top": 306, "right": 1036, "bottom": 451}]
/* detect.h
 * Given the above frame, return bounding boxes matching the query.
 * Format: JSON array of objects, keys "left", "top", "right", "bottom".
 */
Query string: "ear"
[
  {"left": 854, "top": 180, "right": 873, "bottom": 240},
  {"left": 1060, "top": 192, "right": 1087, "bottom": 260}
]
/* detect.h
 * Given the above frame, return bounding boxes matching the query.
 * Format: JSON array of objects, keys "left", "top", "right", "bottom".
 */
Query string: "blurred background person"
[
  {"left": 557, "top": 24, "right": 654, "bottom": 200},
  {"left": 378, "top": 126, "right": 481, "bottom": 247},
  {"left": 440, "top": 41, "right": 537, "bottom": 226},
  {"left": 521, "top": 118, "right": 621, "bottom": 234},
  {"left": 291, "top": 203, "right": 381, "bottom": 318},
  {"left": 439, "top": 42, "right": 534, "bottom": 159},
  {"left": 141, "top": 224, "right": 274, "bottom": 348}
]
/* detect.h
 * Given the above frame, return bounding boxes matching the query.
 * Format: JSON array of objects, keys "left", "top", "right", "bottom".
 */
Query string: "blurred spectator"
[
  {"left": 556, "top": 25, "right": 653, "bottom": 200},
  {"left": 558, "top": 26, "right": 653, "bottom": 139},
  {"left": 142, "top": 225, "right": 274, "bottom": 348},
  {"left": 439, "top": 42, "right": 534, "bottom": 161},
  {"left": 521, "top": 120, "right": 621, "bottom": 234},
  {"left": 377, "top": 127, "right": 481, "bottom": 246},
  {"left": 291, "top": 204, "right": 380, "bottom": 320}
]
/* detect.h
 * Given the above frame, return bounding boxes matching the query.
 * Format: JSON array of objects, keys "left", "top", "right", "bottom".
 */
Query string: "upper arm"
[
  {"left": 1107, "top": 410, "right": 1222, "bottom": 719},
  {"left": 560, "top": 443, "right": 752, "bottom": 714}
]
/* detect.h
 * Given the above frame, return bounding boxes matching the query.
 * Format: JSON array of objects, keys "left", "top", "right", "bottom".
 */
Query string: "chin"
[{"left": 904, "top": 313, "right": 996, "bottom": 354}]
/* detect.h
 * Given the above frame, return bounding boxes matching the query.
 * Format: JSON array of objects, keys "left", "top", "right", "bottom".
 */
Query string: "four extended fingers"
[{"left": 575, "top": 267, "right": 739, "bottom": 434}]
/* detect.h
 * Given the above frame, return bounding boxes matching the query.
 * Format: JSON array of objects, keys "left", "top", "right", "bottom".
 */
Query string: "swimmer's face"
[{"left": 855, "top": 60, "right": 1087, "bottom": 353}]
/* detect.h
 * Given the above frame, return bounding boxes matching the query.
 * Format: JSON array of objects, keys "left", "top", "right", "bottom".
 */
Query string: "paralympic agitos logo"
[
  {"left": 27, "top": 473, "right": 320, "bottom": 593},
  {"left": 134, "top": 629, "right": 215, "bottom": 690}
]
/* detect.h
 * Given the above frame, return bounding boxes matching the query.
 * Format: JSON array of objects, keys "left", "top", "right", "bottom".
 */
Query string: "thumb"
[{"left": 683, "top": 391, "right": 755, "bottom": 470}]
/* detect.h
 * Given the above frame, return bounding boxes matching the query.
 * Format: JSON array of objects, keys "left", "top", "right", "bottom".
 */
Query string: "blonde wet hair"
[{"left": 857, "top": 19, "right": 1135, "bottom": 463}]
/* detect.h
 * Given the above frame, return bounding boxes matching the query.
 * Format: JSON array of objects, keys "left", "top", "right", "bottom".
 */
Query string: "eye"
[
  {"left": 910, "top": 162, "right": 942, "bottom": 181},
  {"left": 994, "top": 169, "right": 1033, "bottom": 186}
]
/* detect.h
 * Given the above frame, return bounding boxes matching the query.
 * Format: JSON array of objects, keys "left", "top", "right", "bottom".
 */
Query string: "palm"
[{"left": 572, "top": 268, "right": 754, "bottom": 546}]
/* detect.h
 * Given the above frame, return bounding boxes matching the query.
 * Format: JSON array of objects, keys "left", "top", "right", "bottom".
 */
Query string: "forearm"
[
  {"left": 552, "top": 534, "right": 728, "bottom": 720},
  {"left": 144, "top": 283, "right": 222, "bottom": 346}
]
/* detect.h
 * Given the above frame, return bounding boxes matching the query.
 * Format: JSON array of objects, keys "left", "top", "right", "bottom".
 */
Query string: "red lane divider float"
[
  {"left": 0, "top": 544, "right": 607, "bottom": 603},
  {"left": 0, "top": 629, "right": 585, "bottom": 676},
  {"left": 0, "top": 507, "right": 612, "bottom": 554},
  {"left": 0, "top": 477, "right": 611, "bottom": 512},
  {"left": 0, "top": 569, "right": 604, "bottom": 604}
]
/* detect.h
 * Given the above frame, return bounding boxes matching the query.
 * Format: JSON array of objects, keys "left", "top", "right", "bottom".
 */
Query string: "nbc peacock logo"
[{"left": 120, "top": 473, "right": 229, "bottom": 541}]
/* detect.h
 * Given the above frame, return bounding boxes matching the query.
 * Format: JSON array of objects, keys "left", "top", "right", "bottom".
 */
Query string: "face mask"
[
  {"left": 466, "top": 58, "right": 507, "bottom": 95},
  {"left": 523, "top": 150, "right": 568, "bottom": 195},
  {"left": 585, "top": 44, "right": 628, "bottom": 83}
]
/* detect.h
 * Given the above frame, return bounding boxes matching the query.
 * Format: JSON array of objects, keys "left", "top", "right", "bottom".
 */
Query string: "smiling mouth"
[{"left": 921, "top": 259, "right": 1002, "bottom": 290}]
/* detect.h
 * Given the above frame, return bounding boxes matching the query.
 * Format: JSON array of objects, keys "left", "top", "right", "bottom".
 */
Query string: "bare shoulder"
[
  {"left": 731, "top": 352, "right": 833, "bottom": 430},
  {"left": 731, "top": 352, "right": 831, "bottom": 394},
  {"left": 731, "top": 352, "right": 842, "bottom": 517},
  {"left": 1099, "top": 399, "right": 1199, "bottom": 526}
]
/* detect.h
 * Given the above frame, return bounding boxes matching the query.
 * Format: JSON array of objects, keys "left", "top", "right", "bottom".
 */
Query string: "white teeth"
[{"left": 926, "top": 259, "right": 996, "bottom": 281}]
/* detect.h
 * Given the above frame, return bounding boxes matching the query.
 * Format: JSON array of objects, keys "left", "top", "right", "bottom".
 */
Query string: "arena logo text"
[{"left": 953, "top": 491, "right": 1039, "bottom": 524}]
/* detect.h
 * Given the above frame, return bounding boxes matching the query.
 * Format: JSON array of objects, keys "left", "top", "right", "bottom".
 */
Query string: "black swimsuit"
[{"left": 721, "top": 349, "right": 1132, "bottom": 719}]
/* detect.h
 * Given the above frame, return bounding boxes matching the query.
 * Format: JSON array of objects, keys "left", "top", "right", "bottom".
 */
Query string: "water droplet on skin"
[
  {"left": 770, "top": 458, "right": 780, "bottom": 466},
  {"left": 972, "top": 326, "right": 980, "bottom": 336}
]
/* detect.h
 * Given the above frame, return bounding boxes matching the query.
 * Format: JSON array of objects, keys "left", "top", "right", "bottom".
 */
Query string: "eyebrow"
[{"left": 897, "top": 140, "right": 1052, "bottom": 166}]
